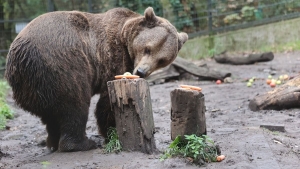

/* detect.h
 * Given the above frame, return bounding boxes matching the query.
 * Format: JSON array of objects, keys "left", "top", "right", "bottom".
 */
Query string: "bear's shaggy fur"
[{"left": 5, "top": 7, "right": 188, "bottom": 152}]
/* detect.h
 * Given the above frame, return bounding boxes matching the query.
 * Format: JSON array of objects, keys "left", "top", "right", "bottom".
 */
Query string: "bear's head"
[{"left": 121, "top": 7, "right": 188, "bottom": 78}]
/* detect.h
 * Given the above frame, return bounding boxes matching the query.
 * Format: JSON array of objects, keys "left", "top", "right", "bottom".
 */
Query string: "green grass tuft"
[
  {"left": 40, "top": 161, "right": 51, "bottom": 168},
  {"left": 105, "top": 127, "right": 122, "bottom": 153},
  {"left": 0, "top": 81, "right": 10, "bottom": 100},
  {"left": 258, "top": 40, "right": 300, "bottom": 53},
  {"left": 0, "top": 114, "right": 6, "bottom": 129},
  {"left": 0, "top": 103, "right": 14, "bottom": 119},
  {"left": 0, "top": 80, "right": 14, "bottom": 130}
]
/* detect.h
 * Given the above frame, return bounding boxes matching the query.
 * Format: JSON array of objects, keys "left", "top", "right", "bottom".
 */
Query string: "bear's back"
[
  {"left": 17, "top": 11, "right": 92, "bottom": 51},
  {"left": 5, "top": 11, "right": 97, "bottom": 114}
]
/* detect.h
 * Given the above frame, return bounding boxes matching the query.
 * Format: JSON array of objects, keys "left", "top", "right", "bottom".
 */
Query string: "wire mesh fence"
[{"left": 1, "top": 0, "right": 300, "bottom": 58}]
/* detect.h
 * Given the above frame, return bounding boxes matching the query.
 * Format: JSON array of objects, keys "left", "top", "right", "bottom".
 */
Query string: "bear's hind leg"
[
  {"left": 41, "top": 115, "right": 60, "bottom": 151},
  {"left": 46, "top": 121, "right": 60, "bottom": 151},
  {"left": 95, "top": 93, "right": 116, "bottom": 138},
  {"left": 58, "top": 106, "right": 97, "bottom": 152}
]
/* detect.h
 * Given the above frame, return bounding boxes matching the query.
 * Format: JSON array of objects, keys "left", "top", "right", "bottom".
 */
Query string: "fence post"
[
  {"left": 88, "top": 0, "right": 92, "bottom": 13},
  {"left": 47, "top": 0, "right": 54, "bottom": 12},
  {"left": 207, "top": 0, "right": 213, "bottom": 34},
  {"left": 207, "top": 0, "right": 215, "bottom": 55}
]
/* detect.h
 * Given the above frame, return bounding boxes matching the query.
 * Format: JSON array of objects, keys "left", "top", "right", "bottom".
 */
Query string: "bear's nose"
[{"left": 136, "top": 68, "right": 146, "bottom": 78}]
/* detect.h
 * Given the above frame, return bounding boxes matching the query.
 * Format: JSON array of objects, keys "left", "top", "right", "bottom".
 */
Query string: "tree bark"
[
  {"left": 107, "top": 78, "right": 156, "bottom": 154},
  {"left": 249, "top": 75, "right": 300, "bottom": 111},
  {"left": 214, "top": 51, "right": 274, "bottom": 65},
  {"left": 170, "top": 88, "right": 207, "bottom": 140}
]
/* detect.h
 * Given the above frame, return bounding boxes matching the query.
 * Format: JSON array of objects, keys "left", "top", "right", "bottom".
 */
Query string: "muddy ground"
[{"left": 0, "top": 51, "right": 299, "bottom": 169}]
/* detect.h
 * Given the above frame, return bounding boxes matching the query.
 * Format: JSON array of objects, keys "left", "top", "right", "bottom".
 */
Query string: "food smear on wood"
[
  {"left": 179, "top": 85, "right": 202, "bottom": 91},
  {"left": 115, "top": 72, "right": 139, "bottom": 79}
]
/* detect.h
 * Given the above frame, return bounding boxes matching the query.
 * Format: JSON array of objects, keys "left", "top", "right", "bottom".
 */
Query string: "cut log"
[
  {"left": 249, "top": 75, "right": 300, "bottom": 111},
  {"left": 170, "top": 88, "right": 207, "bottom": 140},
  {"left": 214, "top": 51, "right": 274, "bottom": 65},
  {"left": 146, "top": 57, "right": 231, "bottom": 83},
  {"left": 146, "top": 65, "right": 179, "bottom": 84},
  {"left": 173, "top": 57, "right": 231, "bottom": 80},
  {"left": 107, "top": 78, "right": 156, "bottom": 154}
]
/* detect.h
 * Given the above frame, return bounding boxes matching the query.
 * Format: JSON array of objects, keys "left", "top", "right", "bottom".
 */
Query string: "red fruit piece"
[{"left": 270, "top": 82, "right": 276, "bottom": 88}]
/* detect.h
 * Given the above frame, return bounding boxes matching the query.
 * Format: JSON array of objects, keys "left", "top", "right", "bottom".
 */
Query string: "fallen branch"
[{"left": 214, "top": 51, "right": 274, "bottom": 65}]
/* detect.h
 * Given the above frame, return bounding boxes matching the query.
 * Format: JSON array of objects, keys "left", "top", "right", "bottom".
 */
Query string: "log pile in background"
[{"left": 249, "top": 75, "right": 300, "bottom": 111}]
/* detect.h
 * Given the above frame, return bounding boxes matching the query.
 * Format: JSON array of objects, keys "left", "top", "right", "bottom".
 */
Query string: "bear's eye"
[{"left": 144, "top": 48, "right": 151, "bottom": 55}]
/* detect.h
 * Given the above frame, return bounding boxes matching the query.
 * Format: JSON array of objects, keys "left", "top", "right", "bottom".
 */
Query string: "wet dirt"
[{"left": 0, "top": 51, "right": 300, "bottom": 169}]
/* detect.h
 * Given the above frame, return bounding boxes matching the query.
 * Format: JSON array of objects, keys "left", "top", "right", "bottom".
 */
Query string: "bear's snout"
[{"left": 136, "top": 68, "right": 146, "bottom": 78}]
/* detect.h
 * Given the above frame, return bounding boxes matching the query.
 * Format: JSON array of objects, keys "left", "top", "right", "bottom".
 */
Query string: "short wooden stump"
[
  {"left": 107, "top": 78, "right": 156, "bottom": 154},
  {"left": 170, "top": 88, "right": 207, "bottom": 140}
]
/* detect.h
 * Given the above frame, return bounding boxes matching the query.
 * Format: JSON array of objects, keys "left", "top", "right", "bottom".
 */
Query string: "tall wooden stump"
[
  {"left": 107, "top": 78, "right": 156, "bottom": 154},
  {"left": 170, "top": 88, "right": 207, "bottom": 140}
]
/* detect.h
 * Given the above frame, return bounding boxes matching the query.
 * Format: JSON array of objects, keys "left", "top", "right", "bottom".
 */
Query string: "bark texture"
[
  {"left": 170, "top": 88, "right": 207, "bottom": 140},
  {"left": 107, "top": 78, "right": 156, "bottom": 154}
]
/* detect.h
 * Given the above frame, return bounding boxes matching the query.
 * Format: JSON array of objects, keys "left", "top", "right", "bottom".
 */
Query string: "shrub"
[{"left": 0, "top": 80, "right": 13, "bottom": 130}]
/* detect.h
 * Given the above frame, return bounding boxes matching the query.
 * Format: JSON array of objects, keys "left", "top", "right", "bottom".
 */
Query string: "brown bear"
[{"left": 5, "top": 7, "right": 188, "bottom": 152}]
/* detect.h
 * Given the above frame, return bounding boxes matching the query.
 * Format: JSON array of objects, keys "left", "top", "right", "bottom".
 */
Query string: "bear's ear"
[
  {"left": 144, "top": 7, "right": 158, "bottom": 27},
  {"left": 178, "top": 32, "right": 188, "bottom": 51}
]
